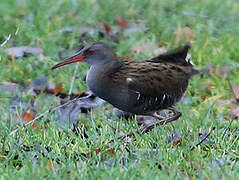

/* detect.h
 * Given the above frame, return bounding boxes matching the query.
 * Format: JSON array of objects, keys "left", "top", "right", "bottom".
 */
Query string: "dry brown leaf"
[
  {"left": 229, "top": 97, "right": 239, "bottom": 118},
  {"left": 103, "top": 23, "right": 111, "bottom": 34},
  {"left": 229, "top": 98, "right": 238, "bottom": 109},
  {"left": 95, "top": 149, "right": 101, "bottom": 154},
  {"left": 216, "top": 98, "right": 239, "bottom": 119},
  {"left": 216, "top": 99, "right": 230, "bottom": 109},
  {"left": 174, "top": 26, "right": 194, "bottom": 45},
  {"left": 47, "top": 161, "right": 54, "bottom": 172},
  {"left": 230, "top": 107, "right": 239, "bottom": 118},
  {"left": 48, "top": 84, "right": 62, "bottom": 94},
  {"left": 32, "top": 123, "right": 38, "bottom": 129},
  {"left": 107, "top": 148, "right": 115, "bottom": 156},
  {"left": 232, "top": 85, "right": 239, "bottom": 100},
  {"left": 117, "top": 16, "right": 129, "bottom": 29},
  {"left": 121, "top": 55, "right": 135, "bottom": 61},
  {"left": 131, "top": 42, "right": 166, "bottom": 55},
  {"left": 53, "top": 85, "right": 62, "bottom": 94},
  {"left": 172, "top": 140, "right": 181, "bottom": 146},
  {"left": 202, "top": 147, "right": 209, "bottom": 152},
  {"left": 201, "top": 95, "right": 207, "bottom": 101},
  {"left": 21, "top": 110, "right": 35, "bottom": 124}
]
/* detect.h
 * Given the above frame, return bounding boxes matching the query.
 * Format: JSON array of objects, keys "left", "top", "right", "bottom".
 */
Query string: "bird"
[{"left": 52, "top": 42, "right": 198, "bottom": 125}]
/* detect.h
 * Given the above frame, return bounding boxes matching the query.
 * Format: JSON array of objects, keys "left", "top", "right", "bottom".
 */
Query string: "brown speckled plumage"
[{"left": 52, "top": 42, "right": 198, "bottom": 119}]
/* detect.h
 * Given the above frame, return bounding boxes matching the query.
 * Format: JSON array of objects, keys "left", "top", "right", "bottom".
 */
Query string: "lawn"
[{"left": 0, "top": 0, "right": 239, "bottom": 179}]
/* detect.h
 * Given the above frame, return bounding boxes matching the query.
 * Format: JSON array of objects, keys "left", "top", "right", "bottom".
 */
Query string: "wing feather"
[{"left": 111, "top": 61, "right": 191, "bottom": 97}]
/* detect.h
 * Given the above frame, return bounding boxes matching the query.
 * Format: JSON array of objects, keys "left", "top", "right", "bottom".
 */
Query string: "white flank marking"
[
  {"left": 136, "top": 91, "right": 140, "bottom": 100},
  {"left": 126, "top": 77, "right": 133, "bottom": 83},
  {"left": 186, "top": 53, "right": 194, "bottom": 65}
]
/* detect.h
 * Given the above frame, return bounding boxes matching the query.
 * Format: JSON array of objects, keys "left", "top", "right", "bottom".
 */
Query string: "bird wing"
[{"left": 110, "top": 61, "right": 191, "bottom": 97}]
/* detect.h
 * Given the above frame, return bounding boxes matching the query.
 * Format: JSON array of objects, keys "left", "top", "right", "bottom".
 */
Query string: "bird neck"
[
  {"left": 91, "top": 55, "right": 119, "bottom": 68},
  {"left": 86, "top": 59, "right": 120, "bottom": 95}
]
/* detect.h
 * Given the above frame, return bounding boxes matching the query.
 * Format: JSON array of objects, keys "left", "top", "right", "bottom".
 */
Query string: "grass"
[{"left": 0, "top": 0, "right": 239, "bottom": 179}]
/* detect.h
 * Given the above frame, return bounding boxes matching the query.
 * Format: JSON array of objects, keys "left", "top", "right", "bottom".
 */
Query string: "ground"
[{"left": 0, "top": 0, "right": 239, "bottom": 179}]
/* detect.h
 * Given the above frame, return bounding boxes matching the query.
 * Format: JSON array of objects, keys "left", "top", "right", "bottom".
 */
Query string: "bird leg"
[
  {"left": 152, "top": 107, "right": 181, "bottom": 124},
  {"left": 141, "top": 107, "right": 182, "bottom": 134},
  {"left": 108, "top": 107, "right": 182, "bottom": 143}
]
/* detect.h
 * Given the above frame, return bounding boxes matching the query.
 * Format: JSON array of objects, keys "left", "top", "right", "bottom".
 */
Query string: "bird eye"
[{"left": 85, "top": 48, "right": 94, "bottom": 55}]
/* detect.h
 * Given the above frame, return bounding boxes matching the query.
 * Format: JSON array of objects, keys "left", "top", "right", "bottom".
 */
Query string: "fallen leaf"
[
  {"left": 182, "top": 11, "right": 208, "bottom": 18},
  {"left": 32, "top": 123, "right": 38, "bottom": 129},
  {"left": 107, "top": 148, "right": 115, "bottom": 156},
  {"left": 55, "top": 91, "right": 106, "bottom": 129},
  {"left": 28, "top": 75, "right": 48, "bottom": 94},
  {"left": 5, "top": 46, "right": 44, "bottom": 59},
  {"left": 230, "top": 107, "right": 239, "bottom": 118},
  {"left": 216, "top": 99, "right": 230, "bottom": 109},
  {"left": 232, "top": 85, "right": 239, "bottom": 101},
  {"left": 131, "top": 42, "right": 166, "bottom": 55},
  {"left": 117, "top": 16, "right": 129, "bottom": 29},
  {"left": 47, "top": 161, "right": 54, "bottom": 171},
  {"left": 172, "top": 140, "right": 181, "bottom": 146},
  {"left": 206, "top": 65, "right": 231, "bottom": 77},
  {"left": 216, "top": 66, "right": 231, "bottom": 77},
  {"left": 58, "top": 26, "right": 97, "bottom": 35},
  {"left": 10, "top": 96, "right": 28, "bottom": 111},
  {"left": 201, "top": 95, "right": 207, "bottom": 101},
  {"left": 124, "top": 20, "right": 148, "bottom": 33},
  {"left": 216, "top": 98, "right": 239, "bottom": 120},
  {"left": 202, "top": 147, "right": 209, "bottom": 152},
  {"left": 95, "top": 149, "right": 101, "bottom": 154},
  {"left": 21, "top": 110, "right": 35, "bottom": 124},
  {"left": 58, "top": 26, "right": 74, "bottom": 34},
  {"left": 47, "top": 84, "right": 62, "bottom": 94},
  {"left": 229, "top": 98, "right": 239, "bottom": 110},
  {"left": 103, "top": 23, "right": 111, "bottom": 34},
  {"left": 121, "top": 55, "right": 135, "bottom": 61},
  {"left": 0, "top": 82, "right": 21, "bottom": 94},
  {"left": 168, "top": 129, "right": 181, "bottom": 144},
  {"left": 53, "top": 85, "right": 62, "bottom": 94},
  {"left": 174, "top": 25, "right": 194, "bottom": 45}
]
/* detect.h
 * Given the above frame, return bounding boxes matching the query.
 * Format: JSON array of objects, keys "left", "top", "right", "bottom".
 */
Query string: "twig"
[
  {"left": 0, "top": 34, "right": 12, "bottom": 47},
  {"left": 1, "top": 26, "right": 19, "bottom": 48},
  {"left": 9, "top": 95, "right": 91, "bottom": 136},
  {"left": 68, "top": 63, "right": 79, "bottom": 95},
  {"left": 15, "top": 26, "right": 19, "bottom": 36},
  {"left": 190, "top": 126, "right": 216, "bottom": 151},
  {"left": 221, "top": 118, "right": 234, "bottom": 142}
]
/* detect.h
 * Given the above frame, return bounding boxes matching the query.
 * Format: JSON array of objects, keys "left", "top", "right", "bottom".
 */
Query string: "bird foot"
[
  {"left": 152, "top": 107, "right": 181, "bottom": 123},
  {"left": 141, "top": 107, "right": 181, "bottom": 134},
  {"left": 108, "top": 108, "right": 182, "bottom": 144}
]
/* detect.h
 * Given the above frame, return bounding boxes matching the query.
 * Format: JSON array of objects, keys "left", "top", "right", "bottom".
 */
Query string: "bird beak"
[{"left": 51, "top": 52, "right": 84, "bottom": 70}]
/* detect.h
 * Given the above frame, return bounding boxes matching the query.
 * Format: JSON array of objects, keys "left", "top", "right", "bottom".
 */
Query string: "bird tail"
[
  {"left": 151, "top": 43, "right": 192, "bottom": 66},
  {"left": 190, "top": 68, "right": 200, "bottom": 76}
]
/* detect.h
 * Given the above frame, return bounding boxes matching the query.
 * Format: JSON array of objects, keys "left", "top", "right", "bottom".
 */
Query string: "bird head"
[{"left": 51, "top": 42, "right": 115, "bottom": 70}]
